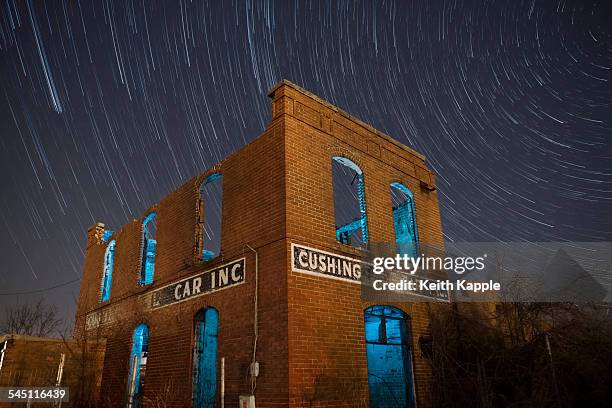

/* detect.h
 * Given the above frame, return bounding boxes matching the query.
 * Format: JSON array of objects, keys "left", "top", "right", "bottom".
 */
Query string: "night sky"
[{"left": 0, "top": 0, "right": 610, "bottom": 323}]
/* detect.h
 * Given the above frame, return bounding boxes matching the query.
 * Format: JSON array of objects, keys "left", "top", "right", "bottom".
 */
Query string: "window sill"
[{"left": 331, "top": 241, "right": 367, "bottom": 258}]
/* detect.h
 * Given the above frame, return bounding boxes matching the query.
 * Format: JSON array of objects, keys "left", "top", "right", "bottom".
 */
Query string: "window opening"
[
  {"left": 365, "top": 305, "right": 415, "bottom": 408},
  {"left": 193, "top": 308, "right": 219, "bottom": 407},
  {"left": 127, "top": 324, "right": 149, "bottom": 408},
  {"left": 390, "top": 183, "right": 419, "bottom": 258},
  {"left": 332, "top": 157, "right": 368, "bottom": 246},
  {"left": 140, "top": 213, "right": 157, "bottom": 285},
  {"left": 200, "top": 174, "right": 223, "bottom": 261},
  {"left": 101, "top": 239, "right": 116, "bottom": 301}
]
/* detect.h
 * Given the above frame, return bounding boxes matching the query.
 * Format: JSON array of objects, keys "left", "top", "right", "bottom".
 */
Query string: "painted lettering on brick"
[
  {"left": 148, "top": 258, "right": 245, "bottom": 310},
  {"left": 85, "top": 308, "right": 115, "bottom": 330},
  {"left": 291, "top": 243, "right": 365, "bottom": 284}
]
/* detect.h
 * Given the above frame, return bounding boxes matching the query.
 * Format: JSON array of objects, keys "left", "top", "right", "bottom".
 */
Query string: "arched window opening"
[
  {"left": 101, "top": 239, "right": 116, "bottom": 302},
  {"left": 193, "top": 308, "right": 219, "bottom": 407},
  {"left": 332, "top": 157, "right": 368, "bottom": 246},
  {"left": 200, "top": 173, "right": 223, "bottom": 261},
  {"left": 140, "top": 213, "right": 157, "bottom": 285},
  {"left": 364, "top": 305, "right": 415, "bottom": 408},
  {"left": 390, "top": 183, "right": 419, "bottom": 258},
  {"left": 127, "top": 323, "right": 149, "bottom": 408}
]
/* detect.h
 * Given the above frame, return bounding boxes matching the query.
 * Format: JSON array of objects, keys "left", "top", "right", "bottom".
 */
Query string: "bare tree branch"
[{"left": 1, "top": 298, "right": 62, "bottom": 337}]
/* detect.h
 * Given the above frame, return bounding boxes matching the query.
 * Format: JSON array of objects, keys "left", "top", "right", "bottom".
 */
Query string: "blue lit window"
[
  {"left": 332, "top": 157, "right": 368, "bottom": 246},
  {"left": 140, "top": 213, "right": 156, "bottom": 285},
  {"left": 193, "top": 308, "right": 219, "bottom": 406},
  {"left": 127, "top": 323, "right": 149, "bottom": 408},
  {"left": 101, "top": 239, "right": 115, "bottom": 302},
  {"left": 390, "top": 183, "right": 419, "bottom": 258},
  {"left": 365, "top": 305, "right": 415, "bottom": 408},
  {"left": 102, "top": 229, "right": 114, "bottom": 242},
  {"left": 200, "top": 173, "right": 223, "bottom": 261}
]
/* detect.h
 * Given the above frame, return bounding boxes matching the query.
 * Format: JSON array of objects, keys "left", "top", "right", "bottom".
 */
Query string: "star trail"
[{"left": 0, "top": 0, "right": 610, "bottom": 319}]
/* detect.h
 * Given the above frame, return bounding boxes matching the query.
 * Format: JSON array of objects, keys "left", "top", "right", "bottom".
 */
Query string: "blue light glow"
[
  {"left": 390, "top": 183, "right": 419, "bottom": 258},
  {"left": 193, "top": 308, "right": 219, "bottom": 406},
  {"left": 365, "top": 305, "right": 414, "bottom": 408},
  {"left": 140, "top": 213, "right": 156, "bottom": 285},
  {"left": 332, "top": 157, "right": 369, "bottom": 246},
  {"left": 143, "top": 239, "right": 156, "bottom": 285},
  {"left": 127, "top": 323, "right": 149, "bottom": 407},
  {"left": 102, "top": 230, "right": 114, "bottom": 242},
  {"left": 101, "top": 239, "right": 115, "bottom": 302},
  {"left": 358, "top": 174, "right": 369, "bottom": 243}
]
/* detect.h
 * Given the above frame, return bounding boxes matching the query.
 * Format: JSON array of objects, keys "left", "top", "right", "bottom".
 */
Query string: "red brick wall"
[
  {"left": 75, "top": 120, "right": 289, "bottom": 407},
  {"left": 270, "top": 81, "right": 444, "bottom": 407},
  {"left": 73, "top": 80, "right": 444, "bottom": 408}
]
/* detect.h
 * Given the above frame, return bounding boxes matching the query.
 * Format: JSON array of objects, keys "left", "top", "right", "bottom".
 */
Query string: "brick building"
[
  {"left": 0, "top": 334, "right": 106, "bottom": 407},
  {"left": 75, "top": 80, "right": 444, "bottom": 407}
]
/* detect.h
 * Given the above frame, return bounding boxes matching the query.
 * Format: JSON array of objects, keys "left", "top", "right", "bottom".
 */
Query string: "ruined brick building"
[{"left": 75, "top": 80, "right": 444, "bottom": 407}]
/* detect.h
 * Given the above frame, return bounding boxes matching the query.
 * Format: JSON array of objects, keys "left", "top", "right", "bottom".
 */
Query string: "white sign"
[{"left": 291, "top": 243, "right": 364, "bottom": 284}]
